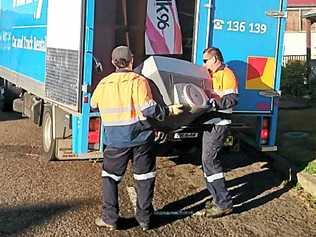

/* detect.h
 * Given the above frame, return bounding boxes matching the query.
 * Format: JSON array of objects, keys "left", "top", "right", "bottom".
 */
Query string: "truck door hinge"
[
  {"left": 85, "top": 26, "right": 94, "bottom": 51},
  {"left": 82, "top": 84, "right": 92, "bottom": 94},
  {"left": 203, "top": 0, "right": 213, "bottom": 9},
  {"left": 203, "top": 4, "right": 213, "bottom": 9},
  {"left": 259, "top": 90, "right": 281, "bottom": 98},
  {"left": 266, "top": 10, "right": 287, "bottom": 18}
]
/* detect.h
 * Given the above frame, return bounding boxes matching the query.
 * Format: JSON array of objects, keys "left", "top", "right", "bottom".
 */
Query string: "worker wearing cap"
[
  {"left": 91, "top": 46, "right": 183, "bottom": 230},
  {"left": 202, "top": 47, "right": 238, "bottom": 218}
]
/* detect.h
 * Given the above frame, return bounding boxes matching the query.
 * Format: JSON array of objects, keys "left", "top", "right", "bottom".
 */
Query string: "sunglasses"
[{"left": 203, "top": 56, "right": 214, "bottom": 64}]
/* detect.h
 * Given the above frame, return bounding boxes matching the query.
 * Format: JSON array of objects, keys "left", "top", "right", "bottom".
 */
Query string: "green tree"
[{"left": 281, "top": 61, "right": 307, "bottom": 97}]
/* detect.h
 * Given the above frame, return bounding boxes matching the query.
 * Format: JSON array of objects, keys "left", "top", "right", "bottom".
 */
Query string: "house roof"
[
  {"left": 304, "top": 9, "right": 316, "bottom": 22},
  {"left": 288, "top": 0, "right": 316, "bottom": 7}
]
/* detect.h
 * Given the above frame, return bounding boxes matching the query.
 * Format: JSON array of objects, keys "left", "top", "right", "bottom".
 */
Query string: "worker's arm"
[
  {"left": 213, "top": 93, "right": 238, "bottom": 110},
  {"left": 136, "top": 78, "right": 169, "bottom": 121},
  {"left": 90, "top": 84, "right": 102, "bottom": 109}
]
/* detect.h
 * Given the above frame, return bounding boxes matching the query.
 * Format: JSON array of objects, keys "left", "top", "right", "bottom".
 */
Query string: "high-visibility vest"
[
  {"left": 91, "top": 71, "right": 157, "bottom": 147},
  {"left": 209, "top": 67, "right": 238, "bottom": 125}
]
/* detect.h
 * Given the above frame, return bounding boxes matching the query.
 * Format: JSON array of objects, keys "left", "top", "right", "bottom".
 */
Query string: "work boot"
[
  {"left": 205, "top": 205, "right": 233, "bottom": 218},
  {"left": 205, "top": 199, "right": 215, "bottom": 209},
  {"left": 139, "top": 222, "right": 150, "bottom": 231},
  {"left": 95, "top": 217, "right": 117, "bottom": 230}
]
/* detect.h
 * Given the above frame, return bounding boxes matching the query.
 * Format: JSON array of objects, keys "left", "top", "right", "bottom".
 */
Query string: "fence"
[{"left": 283, "top": 55, "right": 307, "bottom": 66}]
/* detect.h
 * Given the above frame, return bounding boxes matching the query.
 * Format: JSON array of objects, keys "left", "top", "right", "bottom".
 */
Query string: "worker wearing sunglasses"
[{"left": 200, "top": 47, "right": 238, "bottom": 219}]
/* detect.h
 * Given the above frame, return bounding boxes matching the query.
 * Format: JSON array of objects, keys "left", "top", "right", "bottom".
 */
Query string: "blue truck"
[{"left": 0, "top": 0, "right": 287, "bottom": 160}]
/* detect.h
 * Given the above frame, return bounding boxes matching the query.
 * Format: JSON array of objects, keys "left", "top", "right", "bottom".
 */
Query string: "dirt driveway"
[{"left": 0, "top": 111, "right": 315, "bottom": 237}]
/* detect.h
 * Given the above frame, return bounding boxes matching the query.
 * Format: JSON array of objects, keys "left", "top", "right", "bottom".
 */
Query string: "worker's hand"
[{"left": 168, "top": 104, "right": 184, "bottom": 116}]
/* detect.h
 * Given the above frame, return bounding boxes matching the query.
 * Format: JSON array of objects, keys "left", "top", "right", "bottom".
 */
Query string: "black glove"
[{"left": 207, "top": 98, "right": 217, "bottom": 112}]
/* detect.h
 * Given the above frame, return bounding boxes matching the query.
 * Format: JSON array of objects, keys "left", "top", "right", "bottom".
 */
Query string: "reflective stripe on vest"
[
  {"left": 100, "top": 99, "right": 156, "bottom": 114},
  {"left": 212, "top": 88, "right": 239, "bottom": 98},
  {"left": 102, "top": 117, "right": 146, "bottom": 126},
  {"left": 218, "top": 108, "right": 233, "bottom": 114},
  {"left": 140, "top": 99, "right": 157, "bottom": 111},
  {"left": 91, "top": 71, "right": 154, "bottom": 127}
]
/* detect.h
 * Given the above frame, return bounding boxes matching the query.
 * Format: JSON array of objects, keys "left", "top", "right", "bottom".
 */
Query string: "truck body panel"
[
  {"left": 0, "top": 0, "right": 85, "bottom": 112},
  {"left": 0, "top": 0, "right": 47, "bottom": 83}
]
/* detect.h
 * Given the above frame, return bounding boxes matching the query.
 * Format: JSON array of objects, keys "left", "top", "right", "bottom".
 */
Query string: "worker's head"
[
  {"left": 202, "top": 47, "right": 224, "bottom": 72},
  {"left": 111, "top": 46, "right": 134, "bottom": 70}
]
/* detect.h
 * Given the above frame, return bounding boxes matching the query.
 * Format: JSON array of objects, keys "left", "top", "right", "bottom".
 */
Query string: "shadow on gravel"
[
  {"left": 0, "top": 111, "right": 23, "bottom": 122},
  {"left": 148, "top": 168, "right": 293, "bottom": 228},
  {"left": 149, "top": 190, "right": 210, "bottom": 229},
  {"left": 157, "top": 189, "right": 210, "bottom": 213},
  {"left": 151, "top": 146, "right": 293, "bottom": 225},
  {"left": 0, "top": 199, "right": 93, "bottom": 236},
  {"left": 0, "top": 144, "right": 41, "bottom": 154},
  {"left": 116, "top": 217, "right": 139, "bottom": 230},
  {"left": 165, "top": 145, "right": 265, "bottom": 171},
  {"left": 227, "top": 167, "right": 294, "bottom": 214}
]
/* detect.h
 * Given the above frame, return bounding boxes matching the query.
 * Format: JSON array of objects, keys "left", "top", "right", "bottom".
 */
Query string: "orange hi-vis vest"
[
  {"left": 91, "top": 71, "right": 158, "bottom": 147},
  {"left": 209, "top": 67, "right": 238, "bottom": 125}
]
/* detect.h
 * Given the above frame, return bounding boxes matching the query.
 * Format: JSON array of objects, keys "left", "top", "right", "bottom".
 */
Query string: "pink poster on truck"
[{"left": 145, "top": 0, "right": 183, "bottom": 55}]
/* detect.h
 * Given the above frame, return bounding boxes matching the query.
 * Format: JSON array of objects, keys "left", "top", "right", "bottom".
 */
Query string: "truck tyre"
[{"left": 42, "top": 106, "right": 56, "bottom": 161}]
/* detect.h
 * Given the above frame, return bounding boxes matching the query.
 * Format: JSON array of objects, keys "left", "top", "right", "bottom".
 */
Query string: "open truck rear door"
[
  {"left": 45, "top": 0, "right": 85, "bottom": 112},
  {"left": 193, "top": 0, "right": 287, "bottom": 150}
]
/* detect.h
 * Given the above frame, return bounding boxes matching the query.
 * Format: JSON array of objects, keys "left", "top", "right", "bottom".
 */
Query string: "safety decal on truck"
[{"left": 246, "top": 56, "right": 275, "bottom": 90}]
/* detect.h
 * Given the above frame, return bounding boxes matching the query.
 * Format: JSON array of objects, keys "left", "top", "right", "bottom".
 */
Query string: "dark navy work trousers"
[
  {"left": 101, "top": 142, "right": 156, "bottom": 226},
  {"left": 202, "top": 125, "right": 232, "bottom": 209}
]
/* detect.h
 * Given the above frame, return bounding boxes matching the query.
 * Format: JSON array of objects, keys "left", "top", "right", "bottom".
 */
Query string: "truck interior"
[
  {"left": 91, "top": 0, "right": 196, "bottom": 90},
  {"left": 88, "top": 0, "right": 197, "bottom": 150}
]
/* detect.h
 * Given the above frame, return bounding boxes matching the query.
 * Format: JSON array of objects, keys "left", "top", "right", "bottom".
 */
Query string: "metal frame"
[
  {"left": 192, "top": 0, "right": 201, "bottom": 63},
  {"left": 269, "top": 0, "right": 287, "bottom": 147},
  {"left": 192, "top": 0, "right": 211, "bottom": 64},
  {"left": 0, "top": 66, "right": 83, "bottom": 116},
  {"left": 72, "top": 0, "right": 96, "bottom": 155},
  {"left": 204, "top": 0, "right": 213, "bottom": 51}
]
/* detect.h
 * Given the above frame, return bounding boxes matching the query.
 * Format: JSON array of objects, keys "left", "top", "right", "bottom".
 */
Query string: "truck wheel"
[{"left": 42, "top": 106, "right": 56, "bottom": 161}]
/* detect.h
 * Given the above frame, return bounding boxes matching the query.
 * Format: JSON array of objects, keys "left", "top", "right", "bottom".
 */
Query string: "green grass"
[
  {"left": 304, "top": 161, "right": 316, "bottom": 175},
  {"left": 277, "top": 102, "right": 316, "bottom": 173}
]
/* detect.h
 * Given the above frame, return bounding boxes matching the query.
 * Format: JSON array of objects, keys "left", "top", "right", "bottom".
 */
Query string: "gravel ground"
[{"left": 0, "top": 111, "right": 315, "bottom": 237}]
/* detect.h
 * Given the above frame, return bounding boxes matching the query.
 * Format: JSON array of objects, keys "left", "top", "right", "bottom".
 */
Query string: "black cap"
[{"left": 112, "top": 46, "right": 133, "bottom": 68}]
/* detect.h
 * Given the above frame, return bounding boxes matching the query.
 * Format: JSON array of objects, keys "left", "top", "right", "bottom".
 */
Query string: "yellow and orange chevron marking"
[{"left": 246, "top": 56, "right": 276, "bottom": 90}]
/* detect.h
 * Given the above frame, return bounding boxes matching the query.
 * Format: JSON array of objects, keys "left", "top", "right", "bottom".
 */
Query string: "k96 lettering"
[{"left": 156, "top": 0, "right": 172, "bottom": 30}]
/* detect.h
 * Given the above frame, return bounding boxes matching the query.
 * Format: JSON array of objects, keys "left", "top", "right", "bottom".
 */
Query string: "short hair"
[
  {"left": 112, "top": 46, "right": 133, "bottom": 68},
  {"left": 203, "top": 47, "right": 224, "bottom": 62},
  {"left": 113, "top": 58, "right": 130, "bottom": 68}
]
